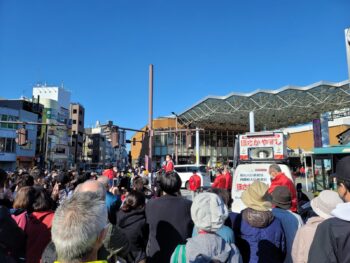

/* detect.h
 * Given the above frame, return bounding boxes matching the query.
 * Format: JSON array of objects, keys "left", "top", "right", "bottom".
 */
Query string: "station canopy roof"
[{"left": 178, "top": 80, "right": 350, "bottom": 131}]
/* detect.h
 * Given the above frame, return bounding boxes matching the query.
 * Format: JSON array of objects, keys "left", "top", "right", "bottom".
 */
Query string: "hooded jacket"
[
  {"left": 308, "top": 202, "right": 350, "bottom": 263},
  {"left": 117, "top": 208, "right": 148, "bottom": 262},
  {"left": 291, "top": 216, "right": 324, "bottom": 263},
  {"left": 185, "top": 233, "right": 242, "bottom": 263},
  {"left": 230, "top": 209, "right": 286, "bottom": 263}
]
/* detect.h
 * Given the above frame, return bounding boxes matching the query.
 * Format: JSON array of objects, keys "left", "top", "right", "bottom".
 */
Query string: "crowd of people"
[{"left": 0, "top": 155, "right": 349, "bottom": 263}]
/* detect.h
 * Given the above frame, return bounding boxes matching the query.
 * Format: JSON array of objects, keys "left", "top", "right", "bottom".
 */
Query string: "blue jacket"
[
  {"left": 230, "top": 210, "right": 286, "bottom": 263},
  {"left": 106, "top": 192, "right": 121, "bottom": 225}
]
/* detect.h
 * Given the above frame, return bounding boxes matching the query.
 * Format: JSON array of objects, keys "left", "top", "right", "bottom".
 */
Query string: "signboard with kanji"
[{"left": 239, "top": 132, "right": 286, "bottom": 160}]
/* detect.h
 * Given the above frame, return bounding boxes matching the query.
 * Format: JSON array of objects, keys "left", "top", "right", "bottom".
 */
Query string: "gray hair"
[
  {"left": 74, "top": 179, "right": 106, "bottom": 200},
  {"left": 52, "top": 192, "right": 108, "bottom": 262},
  {"left": 269, "top": 164, "right": 282, "bottom": 173}
]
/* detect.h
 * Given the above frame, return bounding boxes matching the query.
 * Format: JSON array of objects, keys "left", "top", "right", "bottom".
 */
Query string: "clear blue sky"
[{"left": 1, "top": 0, "right": 349, "bottom": 135}]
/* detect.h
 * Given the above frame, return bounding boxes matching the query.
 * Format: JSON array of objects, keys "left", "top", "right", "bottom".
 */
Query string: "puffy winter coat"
[
  {"left": 230, "top": 209, "right": 286, "bottom": 263},
  {"left": 26, "top": 211, "right": 54, "bottom": 263},
  {"left": 117, "top": 208, "right": 148, "bottom": 263},
  {"left": 212, "top": 174, "right": 227, "bottom": 189},
  {"left": 291, "top": 216, "right": 324, "bottom": 263},
  {"left": 145, "top": 195, "right": 193, "bottom": 263},
  {"left": 308, "top": 203, "right": 350, "bottom": 263}
]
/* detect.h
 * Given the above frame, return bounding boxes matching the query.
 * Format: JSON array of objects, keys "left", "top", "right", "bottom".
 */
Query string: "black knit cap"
[
  {"left": 333, "top": 156, "right": 350, "bottom": 182},
  {"left": 271, "top": 186, "right": 292, "bottom": 210}
]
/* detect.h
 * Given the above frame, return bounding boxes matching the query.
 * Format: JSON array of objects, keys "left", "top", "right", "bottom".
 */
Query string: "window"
[
  {"left": 0, "top": 115, "right": 18, "bottom": 129},
  {"left": 73, "top": 109, "right": 77, "bottom": 114},
  {"left": 73, "top": 120, "right": 77, "bottom": 124},
  {"left": 0, "top": 138, "right": 15, "bottom": 153},
  {"left": 79, "top": 110, "right": 82, "bottom": 115},
  {"left": 175, "top": 167, "right": 187, "bottom": 173},
  {"left": 0, "top": 138, "right": 5, "bottom": 151},
  {"left": 79, "top": 121, "right": 82, "bottom": 125}
]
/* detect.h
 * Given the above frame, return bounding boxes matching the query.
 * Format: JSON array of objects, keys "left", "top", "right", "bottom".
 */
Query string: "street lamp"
[{"left": 171, "top": 112, "right": 179, "bottom": 164}]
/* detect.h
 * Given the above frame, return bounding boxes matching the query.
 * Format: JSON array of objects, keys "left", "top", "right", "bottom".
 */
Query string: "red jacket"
[
  {"left": 268, "top": 172, "right": 297, "bottom": 212},
  {"left": 26, "top": 211, "right": 54, "bottom": 263},
  {"left": 224, "top": 171, "right": 233, "bottom": 190},
  {"left": 103, "top": 169, "right": 114, "bottom": 180},
  {"left": 212, "top": 174, "right": 226, "bottom": 189},
  {"left": 164, "top": 160, "right": 174, "bottom": 173},
  {"left": 189, "top": 174, "right": 201, "bottom": 191}
]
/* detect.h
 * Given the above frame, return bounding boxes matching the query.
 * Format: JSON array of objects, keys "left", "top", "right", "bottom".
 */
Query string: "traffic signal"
[
  {"left": 16, "top": 128, "right": 28, "bottom": 146},
  {"left": 133, "top": 137, "right": 136, "bottom": 146},
  {"left": 111, "top": 127, "right": 119, "bottom": 148},
  {"left": 339, "top": 136, "right": 344, "bottom": 145}
]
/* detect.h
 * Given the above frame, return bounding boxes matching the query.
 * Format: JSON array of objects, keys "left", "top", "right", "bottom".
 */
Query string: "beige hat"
[
  {"left": 311, "top": 190, "right": 343, "bottom": 219},
  {"left": 241, "top": 181, "right": 272, "bottom": 212}
]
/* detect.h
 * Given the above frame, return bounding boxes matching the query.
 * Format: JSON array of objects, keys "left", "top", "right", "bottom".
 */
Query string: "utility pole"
[
  {"left": 148, "top": 64, "right": 154, "bottom": 172},
  {"left": 171, "top": 112, "right": 179, "bottom": 164}
]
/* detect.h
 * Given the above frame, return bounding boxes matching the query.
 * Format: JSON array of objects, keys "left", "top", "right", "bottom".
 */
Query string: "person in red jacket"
[
  {"left": 163, "top": 154, "right": 174, "bottom": 173},
  {"left": 103, "top": 163, "right": 115, "bottom": 186},
  {"left": 223, "top": 166, "right": 233, "bottom": 191},
  {"left": 268, "top": 164, "right": 297, "bottom": 212},
  {"left": 189, "top": 170, "right": 201, "bottom": 199},
  {"left": 212, "top": 169, "right": 226, "bottom": 189}
]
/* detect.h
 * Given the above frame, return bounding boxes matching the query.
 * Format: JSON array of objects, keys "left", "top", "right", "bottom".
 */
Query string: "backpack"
[{"left": 171, "top": 245, "right": 186, "bottom": 263}]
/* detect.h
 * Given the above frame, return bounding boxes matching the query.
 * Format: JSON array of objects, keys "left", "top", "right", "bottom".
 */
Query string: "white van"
[
  {"left": 174, "top": 164, "right": 211, "bottom": 189},
  {"left": 231, "top": 163, "right": 293, "bottom": 213}
]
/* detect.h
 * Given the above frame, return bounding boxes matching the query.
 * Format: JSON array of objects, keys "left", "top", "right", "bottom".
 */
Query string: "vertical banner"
[
  {"left": 313, "top": 119, "right": 322, "bottom": 148},
  {"left": 320, "top": 113, "right": 330, "bottom": 147}
]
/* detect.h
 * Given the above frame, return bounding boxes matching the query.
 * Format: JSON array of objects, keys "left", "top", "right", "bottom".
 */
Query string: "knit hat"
[
  {"left": 241, "top": 181, "right": 272, "bottom": 212},
  {"left": 271, "top": 186, "right": 292, "bottom": 210},
  {"left": 311, "top": 190, "right": 343, "bottom": 219},
  {"left": 191, "top": 192, "right": 228, "bottom": 232}
]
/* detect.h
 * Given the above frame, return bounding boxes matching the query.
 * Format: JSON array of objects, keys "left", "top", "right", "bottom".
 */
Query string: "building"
[
  {"left": 0, "top": 99, "right": 43, "bottom": 170},
  {"left": 69, "top": 103, "right": 85, "bottom": 167},
  {"left": 33, "top": 85, "right": 71, "bottom": 169},
  {"left": 131, "top": 81, "right": 350, "bottom": 169},
  {"left": 82, "top": 121, "right": 129, "bottom": 170}
]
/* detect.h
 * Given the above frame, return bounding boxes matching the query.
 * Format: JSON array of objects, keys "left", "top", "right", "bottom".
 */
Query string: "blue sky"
[{"left": 0, "top": 0, "right": 349, "bottom": 136}]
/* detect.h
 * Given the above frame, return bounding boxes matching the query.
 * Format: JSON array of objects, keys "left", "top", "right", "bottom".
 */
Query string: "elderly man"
[
  {"left": 268, "top": 164, "right": 297, "bottom": 212},
  {"left": 74, "top": 179, "right": 130, "bottom": 261},
  {"left": 52, "top": 192, "right": 108, "bottom": 263}
]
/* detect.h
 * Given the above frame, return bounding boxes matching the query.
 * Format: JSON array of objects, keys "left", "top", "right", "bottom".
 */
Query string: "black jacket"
[
  {"left": 0, "top": 206, "right": 26, "bottom": 262},
  {"left": 145, "top": 195, "right": 193, "bottom": 263},
  {"left": 117, "top": 208, "right": 148, "bottom": 263},
  {"left": 308, "top": 217, "right": 350, "bottom": 263}
]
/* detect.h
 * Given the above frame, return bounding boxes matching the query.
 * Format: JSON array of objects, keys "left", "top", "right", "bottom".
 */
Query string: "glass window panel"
[
  {"left": 175, "top": 167, "right": 187, "bottom": 173},
  {"left": 168, "top": 133, "right": 174, "bottom": 145},
  {"left": 161, "top": 146, "right": 168, "bottom": 155},
  {"left": 5, "top": 138, "right": 12, "bottom": 152},
  {"left": 154, "top": 146, "right": 161, "bottom": 155},
  {"left": 0, "top": 138, "right": 5, "bottom": 152},
  {"left": 161, "top": 134, "right": 167, "bottom": 145},
  {"left": 11, "top": 138, "right": 16, "bottom": 152}
]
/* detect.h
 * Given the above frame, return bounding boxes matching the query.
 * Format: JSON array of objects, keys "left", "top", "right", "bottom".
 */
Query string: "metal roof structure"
[{"left": 178, "top": 80, "right": 350, "bottom": 131}]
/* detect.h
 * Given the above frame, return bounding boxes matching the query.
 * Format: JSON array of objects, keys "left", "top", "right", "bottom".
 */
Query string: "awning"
[
  {"left": 313, "top": 144, "right": 350, "bottom": 155},
  {"left": 179, "top": 80, "right": 350, "bottom": 131}
]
